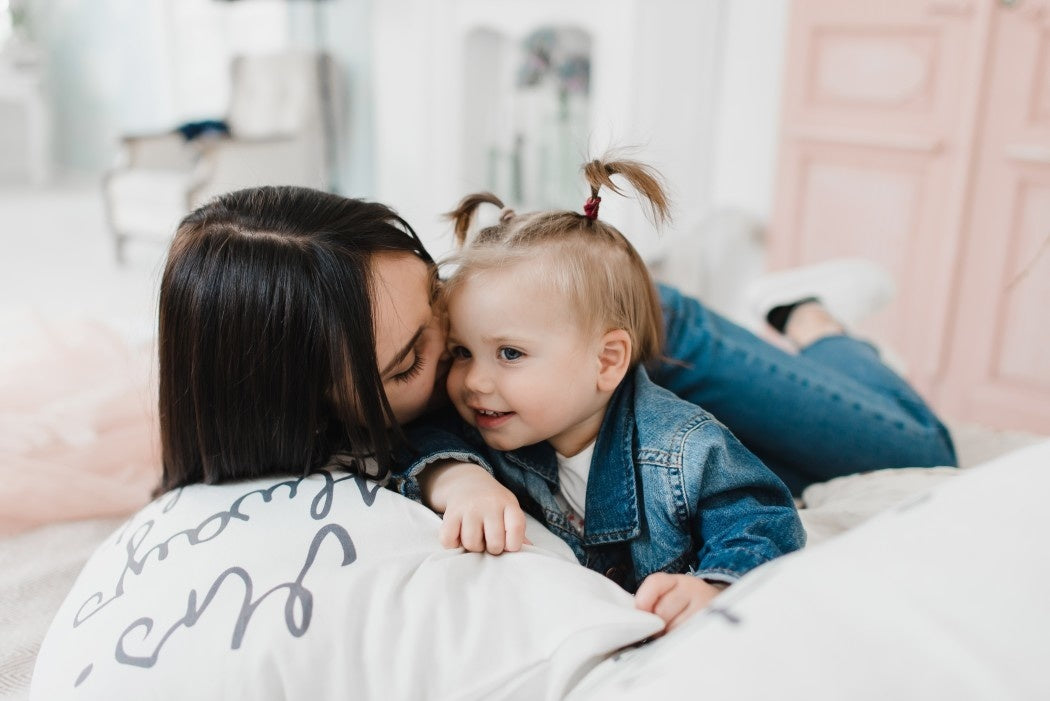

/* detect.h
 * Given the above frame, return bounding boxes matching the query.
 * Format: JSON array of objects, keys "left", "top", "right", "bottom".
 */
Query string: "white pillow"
[
  {"left": 569, "top": 440, "right": 1050, "bottom": 701},
  {"left": 31, "top": 471, "right": 662, "bottom": 701}
]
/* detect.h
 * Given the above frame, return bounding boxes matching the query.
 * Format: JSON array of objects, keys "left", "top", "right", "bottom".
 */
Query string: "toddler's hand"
[
  {"left": 634, "top": 573, "right": 727, "bottom": 634},
  {"left": 421, "top": 462, "right": 527, "bottom": 555},
  {"left": 441, "top": 478, "right": 526, "bottom": 555}
]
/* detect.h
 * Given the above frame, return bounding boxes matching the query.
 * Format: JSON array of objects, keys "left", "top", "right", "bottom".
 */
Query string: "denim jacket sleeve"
[
  {"left": 388, "top": 407, "right": 495, "bottom": 503},
  {"left": 684, "top": 419, "right": 806, "bottom": 584}
]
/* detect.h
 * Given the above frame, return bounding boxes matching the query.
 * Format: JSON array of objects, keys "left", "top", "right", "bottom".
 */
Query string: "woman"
[
  {"left": 158, "top": 185, "right": 954, "bottom": 496},
  {"left": 158, "top": 187, "right": 446, "bottom": 492}
]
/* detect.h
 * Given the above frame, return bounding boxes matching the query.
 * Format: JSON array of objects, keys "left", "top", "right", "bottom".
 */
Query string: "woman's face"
[{"left": 371, "top": 252, "right": 450, "bottom": 426}]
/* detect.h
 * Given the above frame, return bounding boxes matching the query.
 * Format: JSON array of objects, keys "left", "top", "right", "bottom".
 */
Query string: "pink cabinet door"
[
  {"left": 940, "top": 4, "right": 1050, "bottom": 433},
  {"left": 768, "top": 1, "right": 991, "bottom": 398}
]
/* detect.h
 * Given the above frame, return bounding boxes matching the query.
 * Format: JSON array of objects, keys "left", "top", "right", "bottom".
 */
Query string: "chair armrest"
[
  {"left": 189, "top": 136, "right": 325, "bottom": 205},
  {"left": 117, "top": 132, "right": 196, "bottom": 170}
]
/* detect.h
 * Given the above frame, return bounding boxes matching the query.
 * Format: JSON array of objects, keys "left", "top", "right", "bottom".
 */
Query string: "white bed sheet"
[
  {"left": 569, "top": 441, "right": 1050, "bottom": 701},
  {"left": 0, "top": 517, "right": 123, "bottom": 701},
  {"left": 3, "top": 437, "right": 1047, "bottom": 700}
]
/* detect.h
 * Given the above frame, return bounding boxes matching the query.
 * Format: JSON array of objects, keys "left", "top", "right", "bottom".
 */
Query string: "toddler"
[{"left": 404, "top": 158, "right": 805, "bottom": 632}]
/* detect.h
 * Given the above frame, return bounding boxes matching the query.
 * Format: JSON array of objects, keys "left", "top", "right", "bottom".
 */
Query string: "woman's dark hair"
[{"left": 157, "top": 186, "right": 434, "bottom": 494}]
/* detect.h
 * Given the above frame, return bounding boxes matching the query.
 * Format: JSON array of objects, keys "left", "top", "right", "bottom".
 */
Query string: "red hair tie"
[{"left": 583, "top": 196, "right": 601, "bottom": 220}]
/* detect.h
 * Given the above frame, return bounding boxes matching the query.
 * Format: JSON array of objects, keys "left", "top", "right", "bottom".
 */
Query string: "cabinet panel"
[
  {"left": 778, "top": 1, "right": 979, "bottom": 134},
  {"left": 941, "top": 7, "right": 1050, "bottom": 432},
  {"left": 773, "top": 0, "right": 1049, "bottom": 431},
  {"left": 797, "top": 161, "right": 920, "bottom": 265},
  {"left": 769, "top": 1, "right": 987, "bottom": 396},
  {"left": 997, "top": 180, "right": 1050, "bottom": 389},
  {"left": 808, "top": 29, "right": 939, "bottom": 115},
  {"left": 1037, "top": 29, "right": 1050, "bottom": 119},
  {"left": 787, "top": 148, "right": 930, "bottom": 351}
]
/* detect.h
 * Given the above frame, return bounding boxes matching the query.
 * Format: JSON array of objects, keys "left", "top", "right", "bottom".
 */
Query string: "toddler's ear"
[{"left": 596, "top": 329, "right": 632, "bottom": 392}]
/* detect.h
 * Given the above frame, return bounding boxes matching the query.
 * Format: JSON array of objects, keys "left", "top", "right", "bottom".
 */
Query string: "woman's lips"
[{"left": 474, "top": 409, "right": 514, "bottom": 430}]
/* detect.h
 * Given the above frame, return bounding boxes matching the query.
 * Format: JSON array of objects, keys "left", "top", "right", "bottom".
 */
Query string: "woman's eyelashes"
[{"left": 393, "top": 352, "right": 425, "bottom": 383}]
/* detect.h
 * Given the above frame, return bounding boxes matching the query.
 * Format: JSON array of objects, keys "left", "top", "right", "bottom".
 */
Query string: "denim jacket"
[{"left": 394, "top": 366, "right": 805, "bottom": 593}]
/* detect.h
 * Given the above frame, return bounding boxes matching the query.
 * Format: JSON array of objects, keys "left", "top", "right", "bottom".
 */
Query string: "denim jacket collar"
[
  {"left": 501, "top": 372, "right": 642, "bottom": 546},
  {"left": 581, "top": 375, "right": 641, "bottom": 544},
  {"left": 502, "top": 441, "right": 558, "bottom": 483}
]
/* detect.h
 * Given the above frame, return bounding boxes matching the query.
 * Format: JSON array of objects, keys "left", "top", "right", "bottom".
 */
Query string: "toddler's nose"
[{"left": 463, "top": 363, "right": 494, "bottom": 394}]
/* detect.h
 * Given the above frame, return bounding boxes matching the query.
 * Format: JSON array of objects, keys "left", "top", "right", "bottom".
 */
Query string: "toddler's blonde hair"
[{"left": 444, "top": 157, "right": 670, "bottom": 366}]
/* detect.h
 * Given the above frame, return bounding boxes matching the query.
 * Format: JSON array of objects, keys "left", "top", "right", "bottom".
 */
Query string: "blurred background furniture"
[
  {"left": 102, "top": 50, "right": 336, "bottom": 262},
  {"left": 0, "top": 38, "right": 50, "bottom": 185}
]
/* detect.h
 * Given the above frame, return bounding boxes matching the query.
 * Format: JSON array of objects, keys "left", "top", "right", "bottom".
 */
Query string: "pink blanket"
[{"left": 0, "top": 311, "right": 160, "bottom": 535}]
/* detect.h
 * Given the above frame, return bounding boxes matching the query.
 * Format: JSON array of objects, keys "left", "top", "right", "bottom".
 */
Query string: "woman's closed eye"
[
  {"left": 497, "top": 347, "right": 524, "bottom": 362},
  {"left": 393, "top": 352, "right": 425, "bottom": 383}
]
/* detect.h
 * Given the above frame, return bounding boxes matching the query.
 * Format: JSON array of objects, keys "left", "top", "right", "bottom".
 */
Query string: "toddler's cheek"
[{"left": 445, "top": 375, "right": 469, "bottom": 419}]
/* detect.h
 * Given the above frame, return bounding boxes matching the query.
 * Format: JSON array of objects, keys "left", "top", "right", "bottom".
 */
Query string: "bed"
[{"left": 3, "top": 313, "right": 1048, "bottom": 700}]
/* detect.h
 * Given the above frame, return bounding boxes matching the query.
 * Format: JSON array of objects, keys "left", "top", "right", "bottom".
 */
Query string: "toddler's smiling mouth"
[{"left": 473, "top": 408, "right": 514, "bottom": 429}]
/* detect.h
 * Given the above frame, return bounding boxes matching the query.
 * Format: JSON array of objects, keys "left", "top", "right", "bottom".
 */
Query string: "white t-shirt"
[{"left": 555, "top": 441, "right": 595, "bottom": 534}]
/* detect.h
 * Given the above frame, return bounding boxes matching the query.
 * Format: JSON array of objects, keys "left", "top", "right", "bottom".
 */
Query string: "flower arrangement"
[
  {"left": 516, "top": 27, "right": 591, "bottom": 101},
  {"left": 3, "top": 0, "right": 37, "bottom": 60},
  {"left": 7, "top": 0, "right": 27, "bottom": 33},
  {"left": 506, "top": 27, "right": 592, "bottom": 209}
]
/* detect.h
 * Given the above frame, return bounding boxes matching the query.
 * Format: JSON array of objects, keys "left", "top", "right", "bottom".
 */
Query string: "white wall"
[
  {"left": 368, "top": 0, "right": 791, "bottom": 306},
  {"left": 287, "top": 0, "right": 374, "bottom": 196},
  {"left": 655, "top": 0, "right": 788, "bottom": 311},
  {"left": 25, "top": 0, "right": 172, "bottom": 172},
  {"left": 371, "top": 0, "right": 732, "bottom": 263},
  {"left": 17, "top": 0, "right": 790, "bottom": 236},
  {"left": 710, "top": 0, "right": 789, "bottom": 223}
]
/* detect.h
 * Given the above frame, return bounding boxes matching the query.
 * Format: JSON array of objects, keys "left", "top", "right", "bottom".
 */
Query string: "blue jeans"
[{"left": 650, "top": 285, "right": 958, "bottom": 494}]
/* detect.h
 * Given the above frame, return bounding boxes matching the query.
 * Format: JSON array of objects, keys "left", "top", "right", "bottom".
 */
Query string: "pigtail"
[
  {"left": 445, "top": 192, "right": 506, "bottom": 247},
  {"left": 582, "top": 158, "right": 671, "bottom": 226}
]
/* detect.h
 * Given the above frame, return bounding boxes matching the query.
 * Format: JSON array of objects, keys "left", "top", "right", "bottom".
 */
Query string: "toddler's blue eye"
[
  {"left": 498, "top": 347, "right": 523, "bottom": 361},
  {"left": 450, "top": 345, "right": 471, "bottom": 359}
]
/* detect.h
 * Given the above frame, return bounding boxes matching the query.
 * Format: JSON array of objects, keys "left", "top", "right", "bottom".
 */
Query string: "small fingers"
[
  {"left": 503, "top": 506, "right": 527, "bottom": 552},
  {"left": 483, "top": 513, "right": 506, "bottom": 555},
  {"left": 459, "top": 515, "right": 486, "bottom": 553},
  {"left": 664, "top": 601, "right": 705, "bottom": 634},
  {"left": 652, "top": 590, "right": 690, "bottom": 629},
  {"left": 634, "top": 572, "right": 676, "bottom": 613},
  {"left": 439, "top": 512, "right": 462, "bottom": 549}
]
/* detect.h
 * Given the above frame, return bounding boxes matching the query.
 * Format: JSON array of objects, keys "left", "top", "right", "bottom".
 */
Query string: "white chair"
[{"left": 103, "top": 51, "right": 337, "bottom": 262}]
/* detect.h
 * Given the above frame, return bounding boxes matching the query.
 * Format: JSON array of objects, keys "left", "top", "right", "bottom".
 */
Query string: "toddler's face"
[{"left": 445, "top": 264, "right": 609, "bottom": 456}]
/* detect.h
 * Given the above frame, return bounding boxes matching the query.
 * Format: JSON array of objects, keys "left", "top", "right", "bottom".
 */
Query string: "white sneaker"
[{"left": 742, "top": 258, "right": 895, "bottom": 330}]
